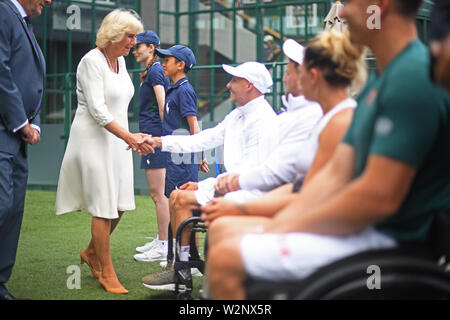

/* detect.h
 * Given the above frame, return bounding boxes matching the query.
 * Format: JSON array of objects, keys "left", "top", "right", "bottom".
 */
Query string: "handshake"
[
  {"left": 126, "top": 133, "right": 161, "bottom": 156},
  {"left": 126, "top": 133, "right": 210, "bottom": 173}
]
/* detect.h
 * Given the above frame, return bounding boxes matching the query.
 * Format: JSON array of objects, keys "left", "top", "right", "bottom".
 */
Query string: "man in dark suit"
[{"left": 0, "top": 0, "right": 51, "bottom": 300}]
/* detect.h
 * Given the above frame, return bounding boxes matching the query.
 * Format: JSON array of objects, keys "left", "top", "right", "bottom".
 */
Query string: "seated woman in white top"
[{"left": 201, "top": 31, "right": 368, "bottom": 245}]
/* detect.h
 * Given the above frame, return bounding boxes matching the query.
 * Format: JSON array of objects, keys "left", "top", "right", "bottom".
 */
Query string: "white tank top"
[
  {"left": 293, "top": 97, "right": 357, "bottom": 177},
  {"left": 310, "top": 97, "right": 357, "bottom": 142}
]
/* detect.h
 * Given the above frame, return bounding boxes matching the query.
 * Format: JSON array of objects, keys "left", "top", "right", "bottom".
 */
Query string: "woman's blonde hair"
[
  {"left": 96, "top": 9, "right": 144, "bottom": 49},
  {"left": 303, "top": 30, "right": 368, "bottom": 96}
]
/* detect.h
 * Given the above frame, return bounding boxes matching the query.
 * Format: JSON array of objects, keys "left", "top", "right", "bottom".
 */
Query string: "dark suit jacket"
[{"left": 0, "top": 0, "right": 46, "bottom": 156}]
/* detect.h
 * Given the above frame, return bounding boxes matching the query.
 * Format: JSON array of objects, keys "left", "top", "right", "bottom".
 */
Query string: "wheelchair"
[
  {"left": 165, "top": 149, "right": 224, "bottom": 299},
  {"left": 245, "top": 212, "right": 450, "bottom": 300},
  {"left": 166, "top": 209, "right": 208, "bottom": 300}
]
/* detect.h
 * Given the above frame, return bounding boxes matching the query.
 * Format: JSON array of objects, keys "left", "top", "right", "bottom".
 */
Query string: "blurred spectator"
[
  {"left": 429, "top": 0, "right": 450, "bottom": 92},
  {"left": 264, "top": 35, "right": 281, "bottom": 62}
]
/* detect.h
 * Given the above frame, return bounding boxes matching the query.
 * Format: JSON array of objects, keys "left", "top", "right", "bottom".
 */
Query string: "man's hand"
[
  {"left": 145, "top": 136, "right": 162, "bottom": 149},
  {"left": 199, "top": 158, "right": 209, "bottom": 173},
  {"left": 200, "top": 198, "right": 243, "bottom": 226},
  {"left": 179, "top": 181, "right": 199, "bottom": 191},
  {"left": 136, "top": 135, "right": 163, "bottom": 155},
  {"left": 136, "top": 133, "right": 156, "bottom": 156},
  {"left": 21, "top": 123, "right": 40, "bottom": 145},
  {"left": 126, "top": 133, "right": 154, "bottom": 155},
  {"left": 125, "top": 133, "right": 156, "bottom": 155},
  {"left": 214, "top": 173, "right": 241, "bottom": 195}
]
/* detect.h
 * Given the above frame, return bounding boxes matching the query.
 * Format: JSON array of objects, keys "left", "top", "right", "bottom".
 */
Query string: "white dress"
[{"left": 55, "top": 49, "right": 136, "bottom": 219}]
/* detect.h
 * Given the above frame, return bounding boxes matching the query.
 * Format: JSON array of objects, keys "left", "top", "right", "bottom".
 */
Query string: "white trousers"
[
  {"left": 194, "top": 177, "right": 264, "bottom": 205},
  {"left": 241, "top": 227, "right": 396, "bottom": 281}
]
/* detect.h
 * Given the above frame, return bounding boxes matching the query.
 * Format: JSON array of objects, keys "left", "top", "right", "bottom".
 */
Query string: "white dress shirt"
[
  {"left": 161, "top": 95, "right": 279, "bottom": 205},
  {"left": 238, "top": 94, "right": 323, "bottom": 191},
  {"left": 161, "top": 95, "right": 278, "bottom": 173}
]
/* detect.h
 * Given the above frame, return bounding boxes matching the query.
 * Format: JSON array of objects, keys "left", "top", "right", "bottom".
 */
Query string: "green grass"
[{"left": 8, "top": 190, "right": 204, "bottom": 300}]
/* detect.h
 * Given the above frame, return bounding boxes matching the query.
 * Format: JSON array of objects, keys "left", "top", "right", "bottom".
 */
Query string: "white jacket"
[
  {"left": 161, "top": 95, "right": 279, "bottom": 173},
  {"left": 238, "top": 94, "right": 323, "bottom": 191}
]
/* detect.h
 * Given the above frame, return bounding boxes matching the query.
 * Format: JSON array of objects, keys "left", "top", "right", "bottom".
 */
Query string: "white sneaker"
[
  {"left": 191, "top": 268, "right": 203, "bottom": 277},
  {"left": 134, "top": 244, "right": 168, "bottom": 262},
  {"left": 136, "top": 237, "right": 158, "bottom": 253},
  {"left": 159, "top": 261, "right": 203, "bottom": 277}
]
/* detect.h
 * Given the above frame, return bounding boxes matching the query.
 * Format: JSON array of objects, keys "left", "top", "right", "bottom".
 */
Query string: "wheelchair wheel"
[{"left": 295, "top": 249, "right": 450, "bottom": 300}]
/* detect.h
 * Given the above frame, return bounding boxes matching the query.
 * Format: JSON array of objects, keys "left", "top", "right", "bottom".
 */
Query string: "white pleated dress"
[{"left": 55, "top": 49, "right": 135, "bottom": 219}]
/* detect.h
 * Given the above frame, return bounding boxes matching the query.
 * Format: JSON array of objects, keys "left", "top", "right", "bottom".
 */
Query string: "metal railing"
[{"left": 158, "top": 0, "right": 331, "bottom": 63}]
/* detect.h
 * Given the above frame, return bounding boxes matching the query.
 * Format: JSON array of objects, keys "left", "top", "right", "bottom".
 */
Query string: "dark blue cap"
[
  {"left": 155, "top": 45, "right": 196, "bottom": 69},
  {"left": 136, "top": 30, "right": 160, "bottom": 46}
]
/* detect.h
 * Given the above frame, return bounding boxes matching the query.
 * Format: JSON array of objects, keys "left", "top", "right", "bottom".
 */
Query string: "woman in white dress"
[{"left": 55, "top": 9, "right": 150, "bottom": 294}]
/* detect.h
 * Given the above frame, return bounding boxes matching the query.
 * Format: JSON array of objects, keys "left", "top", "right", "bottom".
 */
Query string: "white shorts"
[
  {"left": 194, "top": 177, "right": 265, "bottom": 205},
  {"left": 241, "top": 227, "right": 396, "bottom": 281}
]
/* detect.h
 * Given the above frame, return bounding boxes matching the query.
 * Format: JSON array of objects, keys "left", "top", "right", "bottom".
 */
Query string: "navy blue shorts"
[
  {"left": 164, "top": 160, "right": 198, "bottom": 198},
  {"left": 140, "top": 148, "right": 169, "bottom": 169}
]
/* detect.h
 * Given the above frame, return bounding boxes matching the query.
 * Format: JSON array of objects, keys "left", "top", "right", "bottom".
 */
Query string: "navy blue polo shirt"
[
  {"left": 163, "top": 77, "right": 198, "bottom": 135},
  {"left": 163, "top": 77, "right": 199, "bottom": 197},
  {"left": 138, "top": 61, "right": 169, "bottom": 136}
]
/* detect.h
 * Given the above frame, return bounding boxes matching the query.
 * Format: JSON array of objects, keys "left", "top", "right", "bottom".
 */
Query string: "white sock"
[
  {"left": 158, "top": 240, "right": 168, "bottom": 247},
  {"left": 180, "top": 246, "right": 190, "bottom": 262}
]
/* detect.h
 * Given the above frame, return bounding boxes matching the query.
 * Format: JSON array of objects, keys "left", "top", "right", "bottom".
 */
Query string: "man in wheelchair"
[
  {"left": 204, "top": 0, "right": 450, "bottom": 299},
  {"left": 138, "top": 62, "right": 281, "bottom": 290},
  {"left": 139, "top": 58, "right": 323, "bottom": 292}
]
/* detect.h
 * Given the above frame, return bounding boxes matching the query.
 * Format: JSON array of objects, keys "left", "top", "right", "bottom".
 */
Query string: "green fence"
[
  {"left": 45, "top": 62, "right": 288, "bottom": 148},
  {"left": 40, "top": 0, "right": 434, "bottom": 130}
]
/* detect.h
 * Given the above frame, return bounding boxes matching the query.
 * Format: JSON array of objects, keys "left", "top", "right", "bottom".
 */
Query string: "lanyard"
[{"left": 28, "top": 89, "right": 44, "bottom": 122}]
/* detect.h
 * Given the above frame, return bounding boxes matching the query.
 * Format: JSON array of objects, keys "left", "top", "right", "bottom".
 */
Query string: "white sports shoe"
[
  {"left": 134, "top": 244, "right": 168, "bottom": 262},
  {"left": 136, "top": 237, "right": 158, "bottom": 253},
  {"left": 191, "top": 268, "right": 203, "bottom": 277}
]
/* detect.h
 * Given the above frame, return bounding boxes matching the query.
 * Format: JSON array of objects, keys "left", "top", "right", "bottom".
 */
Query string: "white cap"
[
  {"left": 222, "top": 62, "right": 273, "bottom": 94},
  {"left": 282, "top": 39, "right": 305, "bottom": 65},
  {"left": 264, "top": 35, "right": 274, "bottom": 43}
]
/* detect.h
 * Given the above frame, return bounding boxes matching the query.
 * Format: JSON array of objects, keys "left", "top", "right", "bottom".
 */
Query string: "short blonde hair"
[
  {"left": 304, "top": 30, "right": 368, "bottom": 96},
  {"left": 96, "top": 9, "right": 144, "bottom": 49}
]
